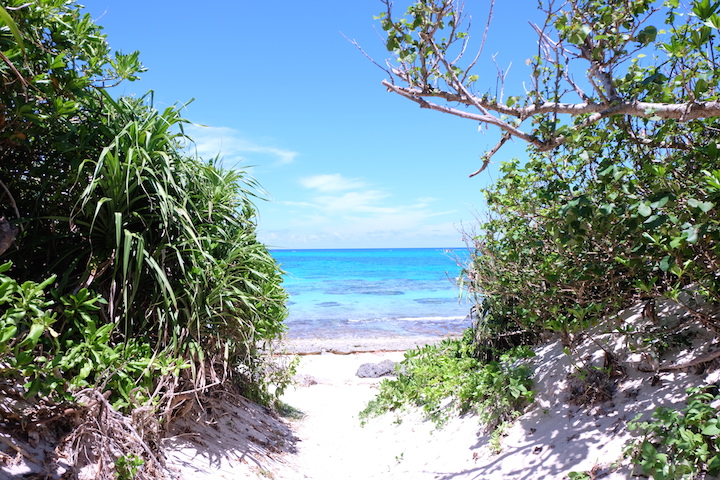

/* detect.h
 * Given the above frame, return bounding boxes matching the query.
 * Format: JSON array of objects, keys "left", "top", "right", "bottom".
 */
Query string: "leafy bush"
[
  {"left": 0, "top": 261, "right": 186, "bottom": 411},
  {"left": 626, "top": 387, "right": 720, "bottom": 480},
  {"left": 462, "top": 121, "right": 720, "bottom": 345},
  {"left": 0, "top": 0, "right": 291, "bottom": 403},
  {"left": 377, "top": 0, "right": 720, "bottom": 356},
  {"left": 360, "top": 333, "right": 535, "bottom": 429}
]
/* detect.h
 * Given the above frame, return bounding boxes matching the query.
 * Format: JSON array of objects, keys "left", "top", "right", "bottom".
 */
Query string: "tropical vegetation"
[
  {"left": 365, "top": 0, "right": 720, "bottom": 475},
  {"left": 0, "top": 1, "right": 290, "bottom": 478},
  {"left": 360, "top": 332, "right": 535, "bottom": 429},
  {"left": 627, "top": 386, "right": 720, "bottom": 480},
  {"left": 374, "top": 0, "right": 720, "bottom": 343}
]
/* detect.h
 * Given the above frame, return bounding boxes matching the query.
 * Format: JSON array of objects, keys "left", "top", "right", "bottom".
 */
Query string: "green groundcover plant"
[
  {"left": 626, "top": 386, "right": 720, "bottom": 480},
  {"left": 0, "top": 261, "right": 185, "bottom": 411},
  {"left": 360, "top": 331, "right": 535, "bottom": 430}
]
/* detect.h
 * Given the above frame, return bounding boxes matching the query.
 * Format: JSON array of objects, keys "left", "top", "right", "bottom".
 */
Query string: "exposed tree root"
[
  {"left": 59, "top": 389, "right": 168, "bottom": 480},
  {"left": 1, "top": 386, "right": 173, "bottom": 480}
]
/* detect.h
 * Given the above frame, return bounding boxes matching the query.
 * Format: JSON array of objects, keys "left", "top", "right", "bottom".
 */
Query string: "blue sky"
[{"left": 85, "top": 1, "right": 544, "bottom": 249}]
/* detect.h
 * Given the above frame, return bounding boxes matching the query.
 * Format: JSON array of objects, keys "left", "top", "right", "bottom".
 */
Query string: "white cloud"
[
  {"left": 300, "top": 174, "right": 367, "bottom": 192},
  {"left": 286, "top": 175, "right": 457, "bottom": 220},
  {"left": 259, "top": 172, "right": 466, "bottom": 248},
  {"left": 184, "top": 124, "right": 298, "bottom": 166},
  {"left": 314, "top": 191, "right": 396, "bottom": 214}
]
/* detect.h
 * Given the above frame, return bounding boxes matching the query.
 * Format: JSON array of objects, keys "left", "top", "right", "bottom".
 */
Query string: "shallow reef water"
[{"left": 271, "top": 248, "right": 473, "bottom": 339}]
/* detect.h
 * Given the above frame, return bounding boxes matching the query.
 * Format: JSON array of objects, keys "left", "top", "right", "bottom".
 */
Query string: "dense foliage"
[
  {"left": 0, "top": 0, "right": 290, "bottom": 419},
  {"left": 375, "top": 0, "right": 720, "bottom": 348},
  {"left": 368, "top": 1, "right": 720, "bottom": 472},
  {"left": 0, "top": 261, "right": 184, "bottom": 411}
]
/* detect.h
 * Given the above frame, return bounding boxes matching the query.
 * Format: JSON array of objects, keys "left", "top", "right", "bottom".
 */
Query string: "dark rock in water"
[{"left": 356, "top": 359, "right": 396, "bottom": 378}]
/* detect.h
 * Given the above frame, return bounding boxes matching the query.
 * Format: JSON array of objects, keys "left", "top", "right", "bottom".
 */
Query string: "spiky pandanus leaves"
[
  {"left": 0, "top": 0, "right": 289, "bottom": 403},
  {"left": 70, "top": 92, "right": 288, "bottom": 395}
]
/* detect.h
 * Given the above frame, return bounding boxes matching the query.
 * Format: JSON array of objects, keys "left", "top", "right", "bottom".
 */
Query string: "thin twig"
[{"left": 469, "top": 132, "right": 511, "bottom": 177}]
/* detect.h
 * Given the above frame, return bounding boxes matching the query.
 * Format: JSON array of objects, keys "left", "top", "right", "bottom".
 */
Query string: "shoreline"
[{"left": 279, "top": 333, "right": 463, "bottom": 355}]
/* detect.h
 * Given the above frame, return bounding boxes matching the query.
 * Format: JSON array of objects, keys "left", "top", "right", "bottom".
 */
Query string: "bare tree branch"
[
  {"left": 371, "top": 0, "right": 720, "bottom": 175},
  {"left": 343, "top": 33, "right": 394, "bottom": 80},
  {"left": 382, "top": 80, "right": 720, "bottom": 150},
  {"left": 0, "top": 178, "right": 21, "bottom": 222},
  {"left": 469, "top": 132, "right": 511, "bottom": 178}
]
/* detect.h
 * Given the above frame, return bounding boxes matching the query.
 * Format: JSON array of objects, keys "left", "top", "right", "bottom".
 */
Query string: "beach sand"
[
  {"left": 4, "top": 301, "right": 720, "bottom": 480},
  {"left": 273, "top": 333, "right": 720, "bottom": 480},
  {"left": 253, "top": 299, "right": 720, "bottom": 480}
]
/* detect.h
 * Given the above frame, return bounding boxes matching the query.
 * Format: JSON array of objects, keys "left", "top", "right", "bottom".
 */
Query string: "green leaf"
[
  {"left": 659, "top": 256, "right": 672, "bottom": 272},
  {"left": 638, "top": 204, "right": 652, "bottom": 217},
  {"left": 694, "top": 78, "right": 709, "bottom": 97},
  {"left": 684, "top": 226, "right": 699, "bottom": 243},
  {"left": 0, "top": 325, "right": 17, "bottom": 345},
  {"left": 708, "top": 454, "right": 720, "bottom": 476},
  {"left": 701, "top": 419, "right": 720, "bottom": 435},
  {"left": 637, "top": 25, "right": 658, "bottom": 44},
  {"left": 76, "top": 360, "right": 93, "bottom": 381},
  {"left": 0, "top": 6, "right": 25, "bottom": 53},
  {"left": 402, "top": 51, "right": 418, "bottom": 63},
  {"left": 686, "top": 198, "right": 714, "bottom": 211},
  {"left": 650, "top": 194, "right": 672, "bottom": 209},
  {"left": 670, "top": 236, "right": 684, "bottom": 249},
  {"left": 644, "top": 215, "right": 665, "bottom": 230},
  {"left": 18, "top": 323, "right": 45, "bottom": 348}
]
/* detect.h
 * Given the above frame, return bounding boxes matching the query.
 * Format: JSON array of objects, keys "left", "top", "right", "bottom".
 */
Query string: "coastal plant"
[
  {"left": 0, "top": 2, "right": 291, "bottom": 478},
  {"left": 115, "top": 454, "right": 145, "bottom": 480},
  {"left": 360, "top": 333, "right": 535, "bottom": 429},
  {"left": 369, "top": 0, "right": 720, "bottom": 357},
  {"left": 567, "top": 472, "right": 591, "bottom": 480},
  {"left": 625, "top": 387, "right": 720, "bottom": 480},
  {"left": 0, "top": 260, "right": 186, "bottom": 411},
  {"left": 0, "top": 0, "right": 292, "bottom": 407},
  {"left": 70, "top": 92, "right": 290, "bottom": 395}
]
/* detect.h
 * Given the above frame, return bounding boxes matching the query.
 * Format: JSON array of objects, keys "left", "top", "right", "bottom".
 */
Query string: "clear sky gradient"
[{"left": 84, "top": 1, "right": 545, "bottom": 249}]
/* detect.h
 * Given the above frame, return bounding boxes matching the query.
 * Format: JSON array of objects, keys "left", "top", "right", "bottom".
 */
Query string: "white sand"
[
  {"left": 276, "top": 341, "right": 719, "bottom": 480},
  {"left": 3, "top": 299, "right": 719, "bottom": 479}
]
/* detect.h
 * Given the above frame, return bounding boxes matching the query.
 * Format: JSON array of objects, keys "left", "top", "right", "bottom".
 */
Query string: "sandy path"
[
  {"left": 281, "top": 351, "right": 488, "bottom": 480},
  {"left": 3, "top": 342, "right": 718, "bottom": 480},
  {"left": 6, "top": 303, "right": 718, "bottom": 480},
  {"left": 277, "top": 327, "right": 720, "bottom": 480}
]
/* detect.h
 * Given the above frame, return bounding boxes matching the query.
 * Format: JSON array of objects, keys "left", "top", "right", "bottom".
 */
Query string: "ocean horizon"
[{"left": 270, "top": 247, "right": 473, "bottom": 340}]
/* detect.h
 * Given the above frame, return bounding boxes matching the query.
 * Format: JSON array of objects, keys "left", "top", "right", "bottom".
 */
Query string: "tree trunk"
[{"left": 0, "top": 216, "right": 18, "bottom": 256}]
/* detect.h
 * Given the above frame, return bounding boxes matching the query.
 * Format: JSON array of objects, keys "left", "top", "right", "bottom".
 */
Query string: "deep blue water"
[{"left": 270, "top": 248, "right": 473, "bottom": 339}]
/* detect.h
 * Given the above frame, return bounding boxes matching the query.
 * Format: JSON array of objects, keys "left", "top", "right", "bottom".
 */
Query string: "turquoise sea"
[{"left": 270, "top": 248, "right": 473, "bottom": 339}]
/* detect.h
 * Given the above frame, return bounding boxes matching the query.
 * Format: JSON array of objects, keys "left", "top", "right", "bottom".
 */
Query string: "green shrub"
[
  {"left": 360, "top": 333, "right": 535, "bottom": 429},
  {"left": 0, "top": 261, "right": 187, "bottom": 411},
  {"left": 0, "top": 0, "right": 292, "bottom": 404},
  {"left": 626, "top": 387, "right": 720, "bottom": 480}
]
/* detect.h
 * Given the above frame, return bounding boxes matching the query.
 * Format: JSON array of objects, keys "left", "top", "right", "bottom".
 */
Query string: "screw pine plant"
[
  {"left": 0, "top": 2, "right": 290, "bottom": 478},
  {"left": 0, "top": 0, "right": 291, "bottom": 407}
]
